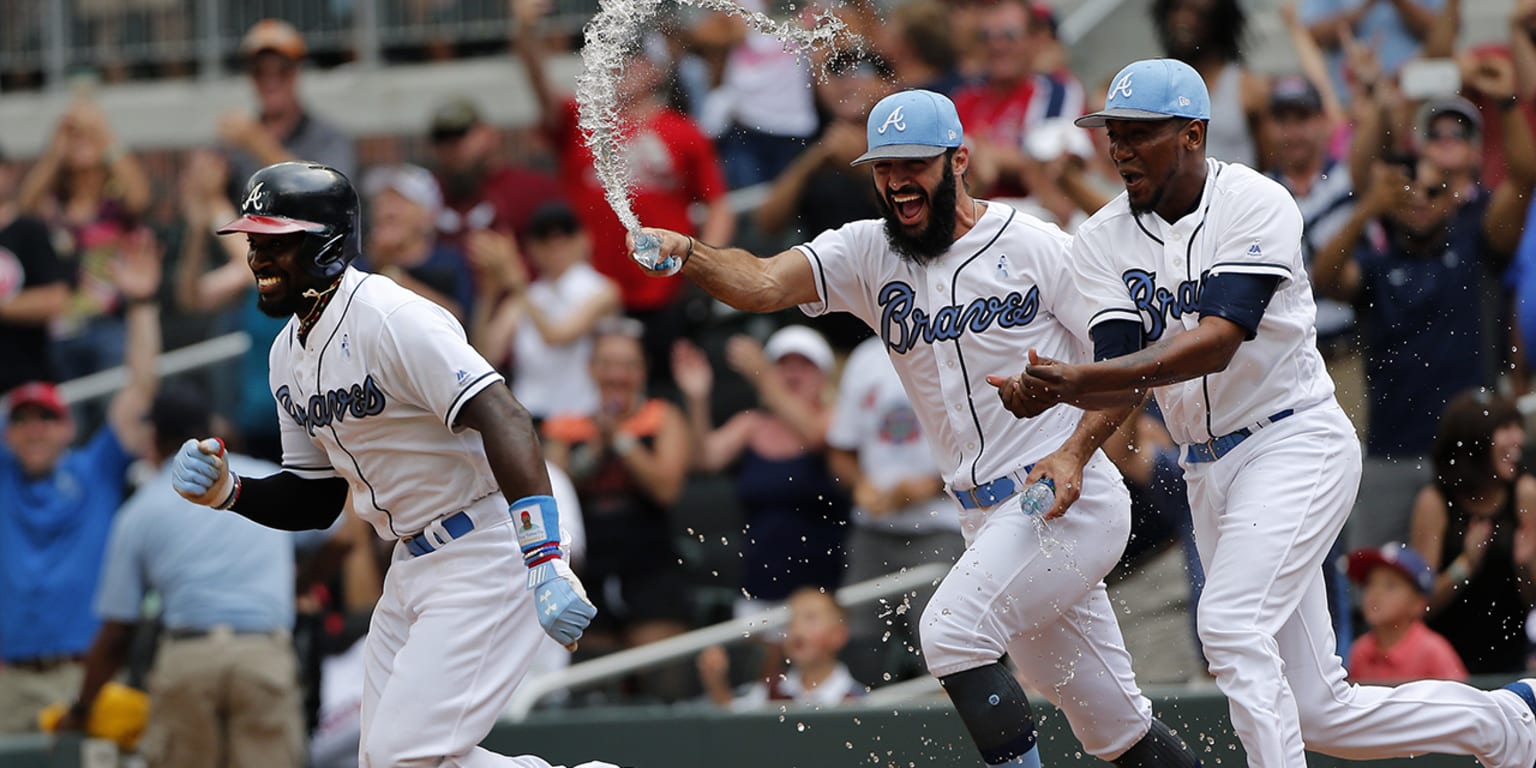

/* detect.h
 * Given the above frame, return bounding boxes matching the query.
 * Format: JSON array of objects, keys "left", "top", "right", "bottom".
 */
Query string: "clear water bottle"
[
  {"left": 631, "top": 231, "right": 682, "bottom": 275},
  {"left": 1019, "top": 478, "right": 1056, "bottom": 516}
]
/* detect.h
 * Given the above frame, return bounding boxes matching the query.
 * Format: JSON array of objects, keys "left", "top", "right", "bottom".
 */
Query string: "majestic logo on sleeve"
[
  {"left": 276, "top": 375, "right": 387, "bottom": 435},
  {"left": 1124, "top": 269, "right": 1205, "bottom": 341},
  {"left": 877, "top": 107, "right": 907, "bottom": 135},
  {"left": 877, "top": 281, "right": 1040, "bottom": 354}
]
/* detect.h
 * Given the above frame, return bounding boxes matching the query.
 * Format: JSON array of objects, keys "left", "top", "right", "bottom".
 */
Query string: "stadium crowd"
[{"left": 6, "top": 0, "right": 1536, "bottom": 764}]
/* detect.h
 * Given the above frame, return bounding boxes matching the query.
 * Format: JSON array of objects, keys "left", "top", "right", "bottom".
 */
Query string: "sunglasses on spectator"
[
  {"left": 431, "top": 128, "right": 471, "bottom": 145},
  {"left": 1426, "top": 125, "right": 1475, "bottom": 142}
]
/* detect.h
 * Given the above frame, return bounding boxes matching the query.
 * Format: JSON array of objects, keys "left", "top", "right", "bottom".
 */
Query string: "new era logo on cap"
[
  {"left": 1077, "top": 59, "right": 1212, "bottom": 128},
  {"left": 852, "top": 89, "right": 965, "bottom": 166}
]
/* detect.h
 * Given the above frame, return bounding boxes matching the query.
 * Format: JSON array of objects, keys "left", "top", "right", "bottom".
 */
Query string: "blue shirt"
[
  {"left": 1357, "top": 195, "right": 1493, "bottom": 458},
  {"left": 94, "top": 454, "right": 297, "bottom": 633},
  {"left": 1301, "top": 0, "right": 1444, "bottom": 104},
  {"left": 0, "top": 426, "right": 133, "bottom": 661}
]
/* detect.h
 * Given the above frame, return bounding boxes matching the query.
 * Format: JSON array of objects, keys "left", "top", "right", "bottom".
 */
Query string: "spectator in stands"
[
  {"left": 541, "top": 319, "right": 693, "bottom": 696},
  {"left": 358, "top": 164, "right": 474, "bottom": 321},
  {"left": 426, "top": 94, "right": 563, "bottom": 249},
  {"left": 873, "top": 0, "right": 964, "bottom": 96},
  {"left": 1315, "top": 66, "right": 1536, "bottom": 549},
  {"left": 697, "top": 587, "right": 866, "bottom": 708},
  {"left": 952, "top": 0, "right": 1084, "bottom": 199},
  {"left": 755, "top": 50, "right": 891, "bottom": 241},
  {"left": 471, "top": 201, "right": 619, "bottom": 422},
  {"left": 221, "top": 19, "right": 356, "bottom": 186},
  {"left": 0, "top": 234, "right": 159, "bottom": 733},
  {"left": 1261, "top": 74, "right": 1366, "bottom": 439},
  {"left": 826, "top": 336, "right": 962, "bottom": 686},
  {"left": 1410, "top": 389, "right": 1536, "bottom": 676},
  {"left": 57, "top": 384, "right": 305, "bottom": 767},
  {"left": 673, "top": 325, "right": 850, "bottom": 613},
  {"left": 1301, "top": 0, "right": 1442, "bottom": 106},
  {"left": 0, "top": 145, "right": 69, "bottom": 395},
  {"left": 1153, "top": 0, "right": 1268, "bottom": 167},
  {"left": 172, "top": 149, "right": 288, "bottom": 461},
  {"left": 1345, "top": 542, "right": 1467, "bottom": 684},
  {"left": 17, "top": 97, "right": 151, "bottom": 384},
  {"left": 519, "top": 3, "right": 733, "bottom": 385},
  {"left": 694, "top": 0, "right": 820, "bottom": 190}
]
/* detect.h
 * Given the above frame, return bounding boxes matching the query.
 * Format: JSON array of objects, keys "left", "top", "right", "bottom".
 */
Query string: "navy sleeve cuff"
[
  {"left": 1197, "top": 273, "right": 1281, "bottom": 341},
  {"left": 1091, "top": 319, "right": 1145, "bottom": 362}
]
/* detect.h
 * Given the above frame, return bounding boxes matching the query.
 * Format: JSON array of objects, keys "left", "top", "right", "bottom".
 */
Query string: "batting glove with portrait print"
[{"left": 513, "top": 495, "right": 597, "bottom": 650}]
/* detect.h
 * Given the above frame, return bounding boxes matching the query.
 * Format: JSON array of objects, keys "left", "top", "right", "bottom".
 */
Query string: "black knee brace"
[
  {"left": 938, "top": 663, "right": 1038, "bottom": 765},
  {"left": 1113, "top": 717, "right": 1201, "bottom": 768}
]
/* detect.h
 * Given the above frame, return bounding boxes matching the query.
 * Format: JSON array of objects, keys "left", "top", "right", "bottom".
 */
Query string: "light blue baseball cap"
[
  {"left": 1076, "top": 59, "right": 1211, "bottom": 128},
  {"left": 852, "top": 89, "right": 964, "bottom": 166}
]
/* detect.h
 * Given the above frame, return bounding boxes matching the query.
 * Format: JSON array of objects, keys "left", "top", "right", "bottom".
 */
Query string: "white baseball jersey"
[
  {"left": 1070, "top": 158, "right": 1335, "bottom": 445},
  {"left": 271, "top": 267, "right": 505, "bottom": 539},
  {"left": 827, "top": 336, "right": 958, "bottom": 533},
  {"left": 797, "top": 202, "right": 1096, "bottom": 491}
]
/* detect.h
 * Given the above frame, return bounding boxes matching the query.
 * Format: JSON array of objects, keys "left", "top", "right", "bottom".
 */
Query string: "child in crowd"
[
  {"left": 1346, "top": 542, "right": 1467, "bottom": 685},
  {"left": 697, "top": 587, "right": 866, "bottom": 709}
]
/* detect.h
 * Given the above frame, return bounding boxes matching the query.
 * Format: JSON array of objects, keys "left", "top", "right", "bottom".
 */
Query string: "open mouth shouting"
[{"left": 888, "top": 186, "right": 928, "bottom": 227}]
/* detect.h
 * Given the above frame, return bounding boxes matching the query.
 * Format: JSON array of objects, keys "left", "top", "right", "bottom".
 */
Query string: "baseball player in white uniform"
[
  {"left": 629, "top": 90, "right": 1200, "bottom": 768},
  {"left": 168, "top": 162, "right": 615, "bottom": 768},
  {"left": 997, "top": 58, "right": 1536, "bottom": 768}
]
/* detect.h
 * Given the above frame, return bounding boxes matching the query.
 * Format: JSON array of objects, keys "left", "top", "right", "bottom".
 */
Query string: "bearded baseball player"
[
  {"left": 997, "top": 58, "right": 1536, "bottom": 768},
  {"left": 169, "top": 162, "right": 614, "bottom": 768},
  {"left": 630, "top": 89, "right": 1199, "bottom": 768}
]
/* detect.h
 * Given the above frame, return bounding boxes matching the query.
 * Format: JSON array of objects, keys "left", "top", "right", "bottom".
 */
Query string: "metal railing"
[
  {"left": 503, "top": 561, "right": 952, "bottom": 720},
  {"left": 57, "top": 330, "right": 250, "bottom": 404},
  {"left": 0, "top": 0, "right": 601, "bottom": 90}
]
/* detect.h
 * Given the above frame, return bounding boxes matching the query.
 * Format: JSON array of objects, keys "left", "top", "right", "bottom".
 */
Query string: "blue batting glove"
[
  {"left": 513, "top": 496, "right": 596, "bottom": 650},
  {"left": 172, "top": 438, "right": 237, "bottom": 508}
]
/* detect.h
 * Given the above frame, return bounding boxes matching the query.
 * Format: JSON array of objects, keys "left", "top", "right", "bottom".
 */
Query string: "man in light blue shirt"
[{"left": 61, "top": 385, "right": 309, "bottom": 767}]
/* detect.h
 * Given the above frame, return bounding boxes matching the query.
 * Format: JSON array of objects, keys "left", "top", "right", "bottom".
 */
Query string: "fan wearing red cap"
[
  {"left": 1345, "top": 543, "right": 1467, "bottom": 685},
  {"left": 0, "top": 240, "right": 161, "bottom": 734}
]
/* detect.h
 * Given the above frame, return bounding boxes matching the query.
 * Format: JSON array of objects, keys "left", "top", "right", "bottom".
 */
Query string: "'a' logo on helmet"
[
  {"left": 1111, "top": 73, "right": 1135, "bottom": 102},
  {"left": 877, "top": 106, "right": 907, "bottom": 135},
  {"left": 243, "top": 182, "right": 269, "bottom": 214}
]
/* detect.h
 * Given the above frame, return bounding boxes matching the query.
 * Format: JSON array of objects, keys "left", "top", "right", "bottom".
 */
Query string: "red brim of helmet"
[{"left": 215, "top": 214, "right": 328, "bottom": 235}]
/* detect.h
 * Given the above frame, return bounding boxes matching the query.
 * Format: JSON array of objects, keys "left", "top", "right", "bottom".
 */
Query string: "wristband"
[
  {"left": 214, "top": 475, "right": 242, "bottom": 511},
  {"left": 512, "top": 495, "right": 562, "bottom": 567},
  {"left": 684, "top": 235, "right": 696, "bottom": 267}
]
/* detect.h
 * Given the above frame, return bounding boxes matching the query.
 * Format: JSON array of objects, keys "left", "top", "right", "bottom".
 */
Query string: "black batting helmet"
[{"left": 218, "top": 162, "right": 360, "bottom": 281}]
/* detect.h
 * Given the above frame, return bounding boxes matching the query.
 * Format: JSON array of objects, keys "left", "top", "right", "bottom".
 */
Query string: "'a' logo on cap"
[
  {"left": 1111, "top": 73, "right": 1135, "bottom": 101},
  {"left": 878, "top": 106, "right": 907, "bottom": 135},
  {"left": 243, "top": 182, "right": 269, "bottom": 213}
]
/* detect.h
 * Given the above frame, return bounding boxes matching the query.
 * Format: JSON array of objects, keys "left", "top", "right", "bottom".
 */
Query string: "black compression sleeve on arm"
[
  {"left": 1091, "top": 319, "right": 1145, "bottom": 362},
  {"left": 229, "top": 471, "right": 349, "bottom": 531}
]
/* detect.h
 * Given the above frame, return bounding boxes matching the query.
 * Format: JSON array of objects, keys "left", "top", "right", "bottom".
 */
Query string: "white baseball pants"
[
  {"left": 359, "top": 504, "right": 561, "bottom": 768},
  {"left": 1184, "top": 402, "right": 1536, "bottom": 768},
  {"left": 921, "top": 451, "right": 1154, "bottom": 760}
]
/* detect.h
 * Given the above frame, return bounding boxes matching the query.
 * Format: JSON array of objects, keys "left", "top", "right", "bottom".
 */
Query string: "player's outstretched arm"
[
  {"left": 1022, "top": 394, "right": 1145, "bottom": 520},
  {"left": 1008, "top": 317, "right": 1248, "bottom": 413},
  {"left": 172, "top": 439, "right": 349, "bottom": 530},
  {"left": 628, "top": 228, "right": 820, "bottom": 314}
]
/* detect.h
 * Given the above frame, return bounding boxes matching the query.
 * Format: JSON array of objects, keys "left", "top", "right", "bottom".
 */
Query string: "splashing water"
[{"left": 575, "top": 0, "right": 854, "bottom": 259}]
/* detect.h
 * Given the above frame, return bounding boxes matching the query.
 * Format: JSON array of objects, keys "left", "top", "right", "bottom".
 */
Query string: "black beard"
[
  {"left": 878, "top": 161, "right": 959, "bottom": 266},
  {"left": 256, "top": 290, "right": 301, "bottom": 318}
]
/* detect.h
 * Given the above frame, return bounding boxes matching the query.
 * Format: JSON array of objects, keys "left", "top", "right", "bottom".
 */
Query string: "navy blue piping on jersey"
[
  {"left": 950, "top": 204, "right": 1014, "bottom": 488},
  {"left": 1188, "top": 164, "right": 1220, "bottom": 440},
  {"left": 803, "top": 244, "right": 830, "bottom": 310},
  {"left": 313, "top": 273, "right": 401, "bottom": 537},
  {"left": 445, "top": 371, "right": 500, "bottom": 428}
]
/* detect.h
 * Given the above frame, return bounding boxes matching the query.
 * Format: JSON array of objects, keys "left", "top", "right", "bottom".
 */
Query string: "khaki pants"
[
  {"left": 0, "top": 661, "right": 83, "bottom": 733},
  {"left": 139, "top": 629, "right": 304, "bottom": 768}
]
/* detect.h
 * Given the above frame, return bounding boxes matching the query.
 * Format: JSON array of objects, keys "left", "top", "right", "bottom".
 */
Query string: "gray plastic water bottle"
[{"left": 1019, "top": 478, "right": 1056, "bottom": 516}]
